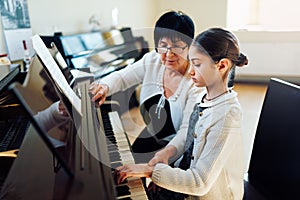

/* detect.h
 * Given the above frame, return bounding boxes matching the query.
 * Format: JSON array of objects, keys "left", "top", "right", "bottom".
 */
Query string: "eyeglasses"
[{"left": 155, "top": 45, "right": 188, "bottom": 54}]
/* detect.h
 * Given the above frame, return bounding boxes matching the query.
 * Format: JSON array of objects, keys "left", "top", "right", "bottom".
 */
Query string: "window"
[{"left": 227, "top": 0, "right": 300, "bottom": 31}]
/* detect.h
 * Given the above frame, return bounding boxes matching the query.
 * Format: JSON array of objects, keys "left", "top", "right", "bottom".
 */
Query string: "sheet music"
[
  {"left": 70, "top": 69, "right": 94, "bottom": 79},
  {"left": 32, "top": 35, "right": 82, "bottom": 116}
]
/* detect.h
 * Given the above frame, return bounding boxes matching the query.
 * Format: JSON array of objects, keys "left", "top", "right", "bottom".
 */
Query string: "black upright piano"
[{"left": 0, "top": 29, "right": 149, "bottom": 199}]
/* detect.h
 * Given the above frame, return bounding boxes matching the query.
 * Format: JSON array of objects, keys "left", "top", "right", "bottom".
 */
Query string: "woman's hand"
[
  {"left": 88, "top": 83, "right": 109, "bottom": 106},
  {"left": 58, "top": 101, "right": 68, "bottom": 116},
  {"left": 115, "top": 164, "right": 153, "bottom": 184}
]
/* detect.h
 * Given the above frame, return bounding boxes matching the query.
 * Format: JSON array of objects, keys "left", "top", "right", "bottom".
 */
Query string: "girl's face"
[
  {"left": 157, "top": 37, "right": 189, "bottom": 75},
  {"left": 188, "top": 45, "right": 222, "bottom": 88}
]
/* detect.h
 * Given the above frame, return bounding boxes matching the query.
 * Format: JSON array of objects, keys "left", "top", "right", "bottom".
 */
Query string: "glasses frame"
[{"left": 155, "top": 45, "right": 188, "bottom": 54}]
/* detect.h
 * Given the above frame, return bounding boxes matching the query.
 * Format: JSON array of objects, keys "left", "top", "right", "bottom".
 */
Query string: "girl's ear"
[{"left": 217, "top": 58, "right": 231, "bottom": 73}]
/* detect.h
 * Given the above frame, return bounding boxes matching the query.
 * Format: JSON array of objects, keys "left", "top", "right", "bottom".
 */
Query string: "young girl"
[{"left": 115, "top": 27, "right": 248, "bottom": 200}]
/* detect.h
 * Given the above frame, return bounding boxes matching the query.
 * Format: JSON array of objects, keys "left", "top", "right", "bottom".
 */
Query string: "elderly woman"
[{"left": 89, "top": 11, "right": 200, "bottom": 164}]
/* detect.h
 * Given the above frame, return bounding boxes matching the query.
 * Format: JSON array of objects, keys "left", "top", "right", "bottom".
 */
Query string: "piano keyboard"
[
  {"left": 98, "top": 108, "right": 148, "bottom": 200},
  {"left": 0, "top": 116, "right": 29, "bottom": 152},
  {"left": 76, "top": 78, "right": 148, "bottom": 200}
]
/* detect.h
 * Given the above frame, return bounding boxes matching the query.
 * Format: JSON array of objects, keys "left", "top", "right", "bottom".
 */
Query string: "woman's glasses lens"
[{"left": 156, "top": 45, "right": 187, "bottom": 54}]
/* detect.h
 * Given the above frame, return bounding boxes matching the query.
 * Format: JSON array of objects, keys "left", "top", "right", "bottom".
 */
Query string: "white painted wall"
[
  {"left": 1, "top": 0, "right": 300, "bottom": 79},
  {"left": 156, "top": 0, "right": 227, "bottom": 34},
  {"left": 237, "top": 42, "right": 300, "bottom": 77},
  {"left": 235, "top": 31, "right": 300, "bottom": 80},
  {"left": 26, "top": 0, "right": 158, "bottom": 35},
  {"left": 0, "top": 0, "right": 159, "bottom": 54}
]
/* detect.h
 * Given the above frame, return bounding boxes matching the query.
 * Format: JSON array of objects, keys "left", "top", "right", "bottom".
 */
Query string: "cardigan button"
[
  {"left": 192, "top": 132, "right": 197, "bottom": 138},
  {"left": 199, "top": 111, "right": 203, "bottom": 117}
]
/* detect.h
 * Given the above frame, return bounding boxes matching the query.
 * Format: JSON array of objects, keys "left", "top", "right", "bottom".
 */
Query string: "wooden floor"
[
  {"left": 120, "top": 82, "right": 268, "bottom": 171},
  {"left": 233, "top": 83, "right": 267, "bottom": 171}
]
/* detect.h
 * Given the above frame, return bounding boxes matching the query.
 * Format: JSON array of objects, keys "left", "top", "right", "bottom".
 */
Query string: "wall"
[
  {"left": 156, "top": 0, "right": 300, "bottom": 81},
  {"left": 0, "top": 21, "right": 6, "bottom": 54},
  {"left": 1, "top": 0, "right": 300, "bottom": 80},
  {"left": 0, "top": 0, "right": 228, "bottom": 55},
  {"left": 27, "top": 0, "right": 159, "bottom": 34},
  {"left": 0, "top": 0, "right": 159, "bottom": 55},
  {"left": 235, "top": 31, "right": 300, "bottom": 82},
  {"left": 156, "top": 0, "right": 227, "bottom": 33}
]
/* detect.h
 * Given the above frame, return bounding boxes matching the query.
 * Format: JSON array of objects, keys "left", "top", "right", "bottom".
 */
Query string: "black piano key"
[
  {"left": 101, "top": 109, "right": 149, "bottom": 199},
  {"left": 107, "top": 144, "right": 118, "bottom": 152},
  {"left": 0, "top": 117, "right": 29, "bottom": 151},
  {"left": 9, "top": 119, "right": 30, "bottom": 149},
  {"left": 109, "top": 155, "right": 121, "bottom": 162},
  {"left": 107, "top": 138, "right": 117, "bottom": 145},
  {"left": 111, "top": 161, "right": 123, "bottom": 170},
  {"left": 109, "top": 151, "right": 121, "bottom": 157},
  {"left": 106, "top": 137, "right": 116, "bottom": 143},
  {"left": 116, "top": 185, "right": 131, "bottom": 197},
  {"left": 106, "top": 135, "right": 116, "bottom": 140},
  {"left": 109, "top": 151, "right": 121, "bottom": 159},
  {"left": 106, "top": 129, "right": 114, "bottom": 134}
]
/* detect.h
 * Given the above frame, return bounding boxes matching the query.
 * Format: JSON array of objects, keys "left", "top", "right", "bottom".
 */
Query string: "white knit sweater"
[
  {"left": 99, "top": 50, "right": 201, "bottom": 142},
  {"left": 152, "top": 90, "right": 244, "bottom": 200},
  {"left": 34, "top": 101, "right": 70, "bottom": 132}
]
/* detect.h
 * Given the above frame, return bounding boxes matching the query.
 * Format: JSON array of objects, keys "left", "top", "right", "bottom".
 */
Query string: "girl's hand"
[
  {"left": 148, "top": 150, "right": 169, "bottom": 166},
  {"left": 148, "top": 145, "right": 177, "bottom": 166},
  {"left": 114, "top": 163, "right": 153, "bottom": 184}
]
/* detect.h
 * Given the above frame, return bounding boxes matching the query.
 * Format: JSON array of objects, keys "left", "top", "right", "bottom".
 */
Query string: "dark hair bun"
[{"left": 236, "top": 53, "right": 248, "bottom": 67}]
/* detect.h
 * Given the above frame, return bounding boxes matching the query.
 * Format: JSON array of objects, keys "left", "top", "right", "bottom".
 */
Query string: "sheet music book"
[{"left": 31, "top": 35, "right": 82, "bottom": 116}]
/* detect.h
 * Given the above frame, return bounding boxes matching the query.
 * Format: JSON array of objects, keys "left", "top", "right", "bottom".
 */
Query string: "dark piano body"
[
  {"left": 41, "top": 28, "right": 149, "bottom": 78},
  {"left": 0, "top": 65, "right": 29, "bottom": 190},
  {"left": 0, "top": 29, "right": 149, "bottom": 199}
]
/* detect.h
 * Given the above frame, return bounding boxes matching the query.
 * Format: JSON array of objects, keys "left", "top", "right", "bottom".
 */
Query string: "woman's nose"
[{"left": 165, "top": 48, "right": 175, "bottom": 57}]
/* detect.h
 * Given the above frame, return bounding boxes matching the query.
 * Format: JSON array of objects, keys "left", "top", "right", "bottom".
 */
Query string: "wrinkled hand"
[
  {"left": 88, "top": 82, "right": 109, "bottom": 106},
  {"left": 114, "top": 163, "right": 153, "bottom": 184}
]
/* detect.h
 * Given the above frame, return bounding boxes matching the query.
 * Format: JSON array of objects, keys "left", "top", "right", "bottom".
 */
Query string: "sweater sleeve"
[
  {"left": 97, "top": 51, "right": 156, "bottom": 96},
  {"left": 34, "top": 101, "right": 70, "bottom": 132}
]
